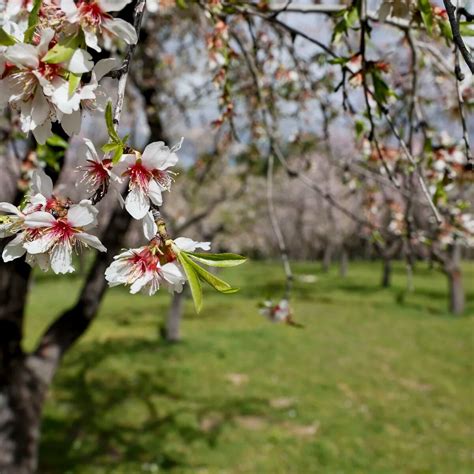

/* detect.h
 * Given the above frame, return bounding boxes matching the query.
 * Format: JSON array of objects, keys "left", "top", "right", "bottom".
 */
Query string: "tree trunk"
[
  {"left": 322, "top": 245, "right": 332, "bottom": 273},
  {"left": 381, "top": 259, "right": 392, "bottom": 288},
  {"left": 165, "top": 291, "right": 185, "bottom": 342},
  {"left": 339, "top": 247, "right": 348, "bottom": 278},
  {"left": 447, "top": 269, "right": 465, "bottom": 315},
  {"left": 0, "top": 356, "right": 47, "bottom": 474}
]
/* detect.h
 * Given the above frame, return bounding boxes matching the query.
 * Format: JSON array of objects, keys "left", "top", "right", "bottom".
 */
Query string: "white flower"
[
  {"left": 105, "top": 245, "right": 185, "bottom": 295},
  {"left": 0, "top": 202, "right": 25, "bottom": 238},
  {"left": 22, "top": 200, "right": 106, "bottom": 274},
  {"left": 173, "top": 237, "right": 211, "bottom": 253},
  {"left": 77, "top": 138, "right": 123, "bottom": 203},
  {"left": 114, "top": 139, "right": 182, "bottom": 219},
  {"left": 0, "top": 28, "right": 93, "bottom": 143},
  {"left": 260, "top": 299, "right": 291, "bottom": 323},
  {"left": 60, "top": 0, "right": 137, "bottom": 52}
]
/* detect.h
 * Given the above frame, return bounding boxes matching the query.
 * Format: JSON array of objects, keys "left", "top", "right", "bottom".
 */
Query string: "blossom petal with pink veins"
[
  {"left": 130, "top": 272, "right": 154, "bottom": 294},
  {"left": 0, "top": 202, "right": 22, "bottom": 216},
  {"left": 25, "top": 211, "right": 56, "bottom": 228},
  {"left": 76, "top": 232, "right": 106, "bottom": 252},
  {"left": 32, "top": 120, "right": 52, "bottom": 145},
  {"left": 141, "top": 142, "right": 179, "bottom": 170},
  {"left": 103, "top": 17, "right": 138, "bottom": 45},
  {"left": 147, "top": 179, "right": 163, "bottom": 206},
  {"left": 67, "top": 49, "right": 93, "bottom": 74},
  {"left": 61, "top": 109, "right": 82, "bottom": 136},
  {"left": 125, "top": 186, "right": 149, "bottom": 220},
  {"left": 50, "top": 242, "right": 74, "bottom": 274},
  {"left": 2, "top": 234, "right": 26, "bottom": 262},
  {"left": 30, "top": 169, "right": 53, "bottom": 198},
  {"left": 67, "top": 202, "right": 97, "bottom": 227},
  {"left": 5, "top": 44, "right": 39, "bottom": 69},
  {"left": 24, "top": 234, "right": 55, "bottom": 254},
  {"left": 99, "top": 0, "right": 133, "bottom": 12},
  {"left": 174, "top": 237, "right": 211, "bottom": 252},
  {"left": 142, "top": 212, "right": 157, "bottom": 240}
]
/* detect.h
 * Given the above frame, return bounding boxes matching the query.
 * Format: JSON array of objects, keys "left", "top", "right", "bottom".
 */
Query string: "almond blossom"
[
  {"left": 113, "top": 139, "right": 182, "bottom": 220},
  {"left": 260, "top": 299, "right": 291, "bottom": 323},
  {"left": 60, "top": 0, "right": 137, "bottom": 52},
  {"left": 0, "top": 28, "right": 93, "bottom": 143},
  {"left": 105, "top": 244, "right": 186, "bottom": 295},
  {"left": 21, "top": 200, "right": 106, "bottom": 274},
  {"left": 78, "top": 137, "right": 123, "bottom": 202}
]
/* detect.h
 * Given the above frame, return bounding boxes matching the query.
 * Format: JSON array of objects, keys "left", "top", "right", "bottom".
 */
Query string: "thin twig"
[{"left": 443, "top": 0, "right": 474, "bottom": 76}]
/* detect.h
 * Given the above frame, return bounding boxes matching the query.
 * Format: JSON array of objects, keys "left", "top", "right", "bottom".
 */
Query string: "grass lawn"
[{"left": 24, "top": 260, "right": 474, "bottom": 473}]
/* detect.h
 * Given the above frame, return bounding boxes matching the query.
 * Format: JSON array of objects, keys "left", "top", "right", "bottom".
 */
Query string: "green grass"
[{"left": 25, "top": 261, "right": 474, "bottom": 474}]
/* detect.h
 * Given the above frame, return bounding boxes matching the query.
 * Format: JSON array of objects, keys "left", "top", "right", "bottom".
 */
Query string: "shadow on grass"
[{"left": 39, "top": 338, "right": 272, "bottom": 472}]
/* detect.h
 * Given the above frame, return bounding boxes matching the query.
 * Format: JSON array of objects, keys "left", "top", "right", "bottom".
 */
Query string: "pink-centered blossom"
[
  {"left": 60, "top": 0, "right": 137, "bottom": 52},
  {"left": 22, "top": 200, "right": 106, "bottom": 274},
  {"left": 105, "top": 244, "right": 185, "bottom": 295},
  {"left": 113, "top": 139, "right": 182, "bottom": 220}
]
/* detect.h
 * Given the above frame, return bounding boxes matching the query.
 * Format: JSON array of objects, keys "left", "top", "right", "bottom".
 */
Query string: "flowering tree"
[{"left": 0, "top": 0, "right": 473, "bottom": 472}]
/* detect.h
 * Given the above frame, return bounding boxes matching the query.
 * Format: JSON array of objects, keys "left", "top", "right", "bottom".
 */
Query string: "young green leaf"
[
  {"left": 68, "top": 72, "right": 82, "bottom": 97},
  {"left": 417, "top": 0, "right": 433, "bottom": 34},
  {"left": 187, "top": 252, "right": 247, "bottom": 268},
  {"left": 0, "top": 27, "right": 17, "bottom": 46},
  {"left": 24, "top": 0, "right": 42, "bottom": 43},
  {"left": 42, "top": 35, "right": 81, "bottom": 64},
  {"left": 180, "top": 252, "right": 239, "bottom": 294},
  {"left": 177, "top": 252, "right": 203, "bottom": 313},
  {"left": 105, "top": 101, "right": 121, "bottom": 143}
]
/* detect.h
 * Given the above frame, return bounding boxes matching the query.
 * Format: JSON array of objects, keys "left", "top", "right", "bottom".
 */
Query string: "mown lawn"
[{"left": 24, "top": 261, "right": 474, "bottom": 473}]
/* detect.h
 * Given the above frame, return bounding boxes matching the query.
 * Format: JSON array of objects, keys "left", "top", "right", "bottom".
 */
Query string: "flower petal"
[
  {"left": 24, "top": 211, "right": 56, "bottom": 228},
  {"left": 0, "top": 202, "right": 22, "bottom": 216},
  {"left": 2, "top": 234, "right": 26, "bottom": 262},
  {"left": 173, "top": 237, "right": 211, "bottom": 252},
  {"left": 130, "top": 272, "right": 153, "bottom": 294},
  {"left": 5, "top": 44, "right": 39, "bottom": 69},
  {"left": 76, "top": 232, "right": 106, "bottom": 252},
  {"left": 98, "top": 0, "right": 133, "bottom": 11},
  {"left": 50, "top": 241, "right": 74, "bottom": 274},
  {"left": 24, "top": 234, "right": 54, "bottom": 254},
  {"left": 103, "top": 18, "right": 137, "bottom": 45},
  {"left": 67, "top": 202, "right": 97, "bottom": 227},
  {"left": 147, "top": 179, "right": 163, "bottom": 206},
  {"left": 67, "top": 49, "right": 93, "bottom": 74},
  {"left": 125, "top": 186, "right": 149, "bottom": 220},
  {"left": 142, "top": 211, "right": 157, "bottom": 240}
]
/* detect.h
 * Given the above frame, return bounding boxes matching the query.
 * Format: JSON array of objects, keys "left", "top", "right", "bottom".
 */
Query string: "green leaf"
[
  {"left": 177, "top": 252, "right": 203, "bottom": 313},
  {"left": 46, "top": 134, "right": 68, "bottom": 148},
  {"left": 460, "top": 22, "right": 474, "bottom": 37},
  {"left": 439, "top": 20, "right": 453, "bottom": 43},
  {"left": 42, "top": 36, "right": 80, "bottom": 64},
  {"left": 24, "top": 0, "right": 42, "bottom": 43},
  {"left": 181, "top": 252, "right": 239, "bottom": 294},
  {"left": 112, "top": 146, "right": 123, "bottom": 164},
  {"left": 187, "top": 252, "right": 247, "bottom": 268},
  {"left": 68, "top": 72, "right": 82, "bottom": 97},
  {"left": 418, "top": 0, "right": 433, "bottom": 34},
  {"left": 371, "top": 72, "right": 391, "bottom": 109},
  {"left": 105, "top": 101, "right": 121, "bottom": 143},
  {"left": 0, "top": 27, "right": 17, "bottom": 46}
]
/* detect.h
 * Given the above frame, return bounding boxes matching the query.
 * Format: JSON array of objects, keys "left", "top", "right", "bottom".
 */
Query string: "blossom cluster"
[{"left": 0, "top": 0, "right": 137, "bottom": 143}]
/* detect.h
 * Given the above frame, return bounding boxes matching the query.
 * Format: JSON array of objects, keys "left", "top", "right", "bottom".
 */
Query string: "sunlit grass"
[{"left": 24, "top": 260, "right": 473, "bottom": 473}]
